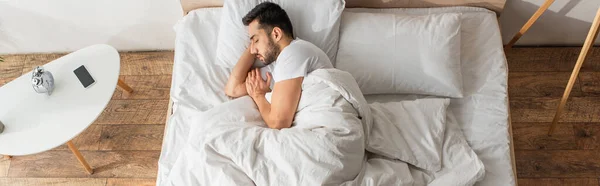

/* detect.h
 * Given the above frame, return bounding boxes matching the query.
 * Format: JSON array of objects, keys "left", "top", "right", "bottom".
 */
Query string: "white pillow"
[
  {"left": 367, "top": 98, "right": 450, "bottom": 172},
  {"left": 215, "top": 0, "right": 345, "bottom": 68},
  {"left": 336, "top": 12, "right": 463, "bottom": 98}
]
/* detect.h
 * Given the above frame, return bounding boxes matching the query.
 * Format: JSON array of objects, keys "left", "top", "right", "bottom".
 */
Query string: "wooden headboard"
[{"left": 180, "top": 0, "right": 507, "bottom": 15}]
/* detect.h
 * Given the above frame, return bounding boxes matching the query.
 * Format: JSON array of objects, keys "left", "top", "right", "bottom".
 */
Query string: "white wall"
[
  {"left": 500, "top": 0, "right": 600, "bottom": 46},
  {"left": 0, "top": 0, "right": 182, "bottom": 54},
  {"left": 1, "top": 0, "right": 599, "bottom": 54}
]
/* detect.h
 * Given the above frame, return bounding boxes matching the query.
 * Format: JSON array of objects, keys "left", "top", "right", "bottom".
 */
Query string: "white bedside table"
[{"left": 0, "top": 44, "right": 133, "bottom": 174}]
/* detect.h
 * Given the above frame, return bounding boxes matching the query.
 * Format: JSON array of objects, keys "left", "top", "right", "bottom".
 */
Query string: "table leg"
[
  {"left": 504, "top": 0, "right": 555, "bottom": 49},
  {"left": 66, "top": 141, "right": 94, "bottom": 174},
  {"left": 548, "top": 7, "right": 600, "bottom": 136},
  {"left": 117, "top": 78, "right": 134, "bottom": 94}
]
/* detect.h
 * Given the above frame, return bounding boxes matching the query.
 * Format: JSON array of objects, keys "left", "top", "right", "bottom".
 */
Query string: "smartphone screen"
[{"left": 74, "top": 65, "right": 95, "bottom": 88}]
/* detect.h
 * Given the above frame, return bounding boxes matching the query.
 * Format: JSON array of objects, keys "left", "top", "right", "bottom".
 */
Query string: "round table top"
[{"left": 0, "top": 44, "right": 120, "bottom": 156}]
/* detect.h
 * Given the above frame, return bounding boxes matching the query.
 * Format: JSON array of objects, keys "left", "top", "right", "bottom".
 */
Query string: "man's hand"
[{"left": 246, "top": 68, "right": 272, "bottom": 99}]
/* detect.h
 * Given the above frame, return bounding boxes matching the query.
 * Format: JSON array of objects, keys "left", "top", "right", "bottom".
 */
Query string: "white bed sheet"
[{"left": 158, "top": 6, "right": 514, "bottom": 186}]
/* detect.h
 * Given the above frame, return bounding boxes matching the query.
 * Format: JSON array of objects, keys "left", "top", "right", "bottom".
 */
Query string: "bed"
[{"left": 159, "top": 0, "right": 515, "bottom": 185}]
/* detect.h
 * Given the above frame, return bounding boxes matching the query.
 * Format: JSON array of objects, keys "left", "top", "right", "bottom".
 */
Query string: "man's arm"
[
  {"left": 225, "top": 47, "right": 255, "bottom": 98},
  {"left": 246, "top": 69, "right": 301, "bottom": 129}
]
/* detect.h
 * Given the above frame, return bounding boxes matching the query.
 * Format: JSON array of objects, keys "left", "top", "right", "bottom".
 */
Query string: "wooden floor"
[
  {"left": 508, "top": 47, "right": 600, "bottom": 186},
  {"left": 0, "top": 47, "right": 599, "bottom": 185}
]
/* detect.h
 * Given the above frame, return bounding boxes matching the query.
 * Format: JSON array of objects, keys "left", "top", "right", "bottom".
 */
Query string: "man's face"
[{"left": 248, "top": 20, "right": 280, "bottom": 65}]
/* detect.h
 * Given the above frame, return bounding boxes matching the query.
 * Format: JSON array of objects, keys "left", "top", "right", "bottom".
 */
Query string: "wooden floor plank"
[
  {"left": 119, "top": 51, "right": 174, "bottom": 76},
  {"left": 0, "top": 157, "right": 9, "bottom": 177},
  {"left": 509, "top": 72, "right": 583, "bottom": 97},
  {"left": 516, "top": 150, "right": 600, "bottom": 178},
  {"left": 0, "top": 54, "right": 25, "bottom": 86},
  {"left": 510, "top": 97, "right": 600, "bottom": 123},
  {"left": 512, "top": 122, "right": 578, "bottom": 150},
  {"left": 111, "top": 75, "right": 171, "bottom": 100},
  {"left": 99, "top": 125, "right": 164, "bottom": 151},
  {"left": 7, "top": 151, "right": 159, "bottom": 178},
  {"left": 580, "top": 72, "right": 600, "bottom": 96},
  {"left": 512, "top": 122, "right": 600, "bottom": 150},
  {"left": 106, "top": 178, "right": 156, "bottom": 186},
  {"left": 560, "top": 47, "right": 600, "bottom": 72},
  {"left": 518, "top": 178, "right": 598, "bottom": 186},
  {"left": 572, "top": 123, "right": 600, "bottom": 150},
  {"left": 95, "top": 100, "right": 169, "bottom": 125},
  {"left": 506, "top": 47, "right": 599, "bottom": 72},
  {"left": 0, "top": 178, "right": 106, "bottom": 186},
  {"left": 579, "top": 47, "right": 600, "bottom": 71},
  {"left": 506, "top": 47, "right": 575, "bottom": 72},
  {"left": 52, "top": 124, "right": 102, "bottom": 151}
]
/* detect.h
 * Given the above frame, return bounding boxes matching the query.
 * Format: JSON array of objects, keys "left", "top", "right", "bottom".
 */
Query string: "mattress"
[{"left": 158, "top": 6, "right": 514, "bottom": 186}]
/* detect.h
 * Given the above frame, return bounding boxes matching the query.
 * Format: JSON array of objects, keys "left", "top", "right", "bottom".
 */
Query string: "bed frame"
[
  {"left": 179, "top": 0, "right": 507, "bottom": 15},
  {"left": 166, "top": 0, "right": 516, "bottom": 184}
]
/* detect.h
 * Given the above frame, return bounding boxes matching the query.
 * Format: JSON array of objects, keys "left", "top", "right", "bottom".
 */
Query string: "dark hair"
[{"left": 242, "top": 2, "right": 294, "bottom": 39}]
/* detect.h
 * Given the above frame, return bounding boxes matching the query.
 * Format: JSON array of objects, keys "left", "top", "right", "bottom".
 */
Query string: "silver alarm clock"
[{"left": 31, "top": 66, "right": 55, "bottom": 95}]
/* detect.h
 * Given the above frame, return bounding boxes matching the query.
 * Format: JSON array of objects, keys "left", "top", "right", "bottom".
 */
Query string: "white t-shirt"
[{"left": 260, "top": 39, "right": 333, "bottom": 89}]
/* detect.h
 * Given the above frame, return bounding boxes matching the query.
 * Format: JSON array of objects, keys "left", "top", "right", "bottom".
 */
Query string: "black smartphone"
[{"left": 74, "top": 65, "right": 95, "bottom": 88}]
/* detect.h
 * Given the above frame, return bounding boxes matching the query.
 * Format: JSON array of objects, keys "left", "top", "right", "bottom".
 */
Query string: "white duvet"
[{"left": 161, "top": 68, "right": 484, "bottom": 186}]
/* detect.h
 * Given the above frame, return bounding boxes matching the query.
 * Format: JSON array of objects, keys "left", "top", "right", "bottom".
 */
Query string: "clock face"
[{"left": 32, "top": 78, "right": 41, "bottom": 86}]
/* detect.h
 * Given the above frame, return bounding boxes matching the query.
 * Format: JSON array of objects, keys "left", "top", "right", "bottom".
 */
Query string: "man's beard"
[{"left": 261, "top": 37, "right": 280, "bottom": 65}]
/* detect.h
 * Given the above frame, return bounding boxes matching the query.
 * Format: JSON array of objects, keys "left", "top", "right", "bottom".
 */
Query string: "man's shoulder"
[
  {"left": 276, "top": 38, "right": 333, "bottom": 69},
  {"left": 291, "top": 39, "right": 320, "bottom": 51},
  {"left": 282, "top": 39, "right": 324, "bottom": 58}
]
